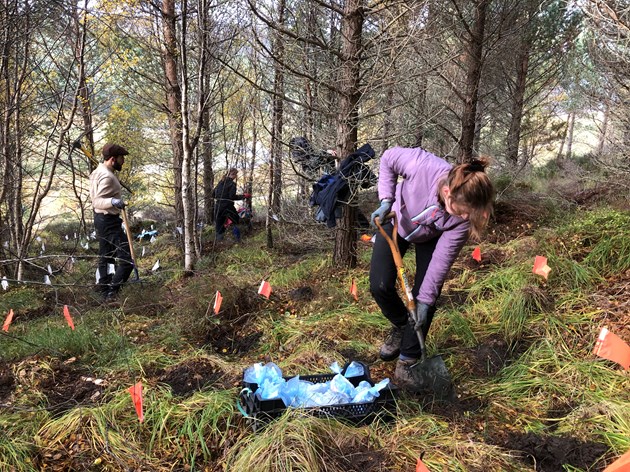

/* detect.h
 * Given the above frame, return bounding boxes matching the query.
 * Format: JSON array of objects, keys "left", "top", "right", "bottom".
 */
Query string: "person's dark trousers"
[
  {"left": 94, "top": 213, "right": 133, "bottom": 295},
  {"left": 369, "top": 222, "right": 440, "bottom": 360},
  {"left": 215, "top": 204, "right": 239, "bottom": 238}
]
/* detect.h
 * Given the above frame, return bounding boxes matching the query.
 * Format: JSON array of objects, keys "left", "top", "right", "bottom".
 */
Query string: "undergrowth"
[{"left": 1, "top": 198, "right": 629, "bottom": 471}]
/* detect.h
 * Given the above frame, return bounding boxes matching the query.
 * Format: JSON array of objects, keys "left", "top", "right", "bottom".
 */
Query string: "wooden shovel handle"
[
  {"left": 374, "top": 211, "right": 428, "bottom": 360},
  {"left": 374, "top": 212, "right": 415, "bottom": 313},
  {"left": 121, "top": 207, "right": 140, "bottom": 280}
]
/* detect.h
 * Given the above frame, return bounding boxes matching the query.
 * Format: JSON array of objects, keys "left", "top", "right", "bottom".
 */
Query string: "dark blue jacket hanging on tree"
[{"left": 309, "top": 143, "right": 377, "bottom": 228}]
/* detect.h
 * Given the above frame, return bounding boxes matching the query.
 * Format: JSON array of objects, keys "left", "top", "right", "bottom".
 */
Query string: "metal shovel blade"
[{"left": 409, "top": 355, "right": 455, "bottom": 401}]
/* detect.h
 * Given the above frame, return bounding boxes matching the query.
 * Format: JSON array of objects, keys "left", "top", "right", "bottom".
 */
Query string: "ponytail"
[{"left": 445, "top": 158, "right": 495, "bottom": 239}]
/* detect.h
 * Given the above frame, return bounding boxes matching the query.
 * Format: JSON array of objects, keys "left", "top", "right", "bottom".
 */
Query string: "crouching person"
[
  {"left": 369, "top": 147, "right": 494, "bottom": 391},
  {"left": 213, "top": 168, "right": 251, "bottom": 242}
]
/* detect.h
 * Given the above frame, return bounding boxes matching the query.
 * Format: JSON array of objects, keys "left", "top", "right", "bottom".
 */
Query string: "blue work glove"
[
  {"left": 370, "top": 199, "right": 393, "bottom": 227},
  {"left": 413, "top": 302, "right": 431, "bottom": 333},
  {"left": 111, "top": 198, "right": 126, "bottom": 209}
]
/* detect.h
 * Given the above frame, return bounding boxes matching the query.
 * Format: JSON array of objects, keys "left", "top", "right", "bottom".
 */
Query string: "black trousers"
[
  {"left": 94, "top": 213, "right": 133, "bottom": 294},
  {"left": 215, "top": 204, "right": 239, "bottom": 236},
  {"left": 369, "top": 222, "right": 440, "bottom": 359}
]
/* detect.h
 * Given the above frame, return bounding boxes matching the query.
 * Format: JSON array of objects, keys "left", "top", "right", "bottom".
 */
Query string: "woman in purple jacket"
[{"left": 369, "top": 147, "right": 494, "bottom": 390}]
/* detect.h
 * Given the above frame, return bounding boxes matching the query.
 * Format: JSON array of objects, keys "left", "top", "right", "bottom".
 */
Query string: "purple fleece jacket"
[{"left": 378, "top": 147, "right": 470, "bottom": 305}]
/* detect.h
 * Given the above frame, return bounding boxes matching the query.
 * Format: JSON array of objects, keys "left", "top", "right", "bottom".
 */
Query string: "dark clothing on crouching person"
[
  {"left": 369, "top": 147, "right": 469, "bottom": 360},
  {"left": 369, "top": 221, "right": 439, "bottom": 360},
  {"left": 213, "top": 177, "right": 243, "bottom": 239}
]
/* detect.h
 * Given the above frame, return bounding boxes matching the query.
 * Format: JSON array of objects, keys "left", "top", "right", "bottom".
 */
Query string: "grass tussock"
[{"left": 225, "top": 413, "right": 394, "bottom": 471}]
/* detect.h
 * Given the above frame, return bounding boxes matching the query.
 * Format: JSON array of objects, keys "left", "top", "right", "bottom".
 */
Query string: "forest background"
[
  {"left": 1, "top": 0, "right": 630, "bottom": 471},
  {"left": 1, "top": 0, "right": 629, "bottom": 275}
]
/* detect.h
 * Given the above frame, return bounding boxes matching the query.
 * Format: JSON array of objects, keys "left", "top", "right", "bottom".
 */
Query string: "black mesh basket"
[{"left": 238, "top": 361, "right": 398, "bottom": 431}]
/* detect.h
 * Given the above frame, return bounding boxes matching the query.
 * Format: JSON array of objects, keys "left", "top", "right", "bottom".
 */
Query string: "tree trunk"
[
  {"left": 556, "top": 119, "right": 568, "bottom": 161},
  {"left": 414, "top": 75, "right": 428, "bottom": 148},
  {"left": 270, "top": 0, "right": 286, "bottom": 214},
  {"left": 565, "top": 111, "right": 575, "bottom": 160},
  {"left": 71, "top": 0, "right": 91, "bottom": 234},
  {"left": 202, "top": 107, "right": 215, "bottom": 225},
  {"left": 458, "top": 0, "right": 488, "bottom": 163},
  {"left": 597, "top": 101, "right": 609, "bottom": 156},
  {"left": 506, "top": 38, "right": 531, "bottom": 166},
  {"left": 179, "top": 0, "right": 196, "bottom": 272},
  {"left": 382, "top": 84, "right": 394, "bottom": 154},
  {"left": 248, "top": 110, "right": 256, "bottom": 209},
  {"left": 333, "top": 0, "right": 364, "bottom": 269},
  {"left": 266, "top": 145, "right": 274, "bottom": 249},
  {"left": 161, "top": 0, "right": 184, "bottom": 228}
]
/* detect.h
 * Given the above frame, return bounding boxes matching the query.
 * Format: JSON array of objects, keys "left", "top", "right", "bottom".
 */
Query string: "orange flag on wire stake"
[
  {"left": 350, "top": 279, "right": 358, "bottom": 301},
  {"left": 472, "top": 246, "right": 482, "bottom": 262},
  {"left": 63, "top": 305, "right": 75, "bottom": 330},
  {"left": 533, "top": 255, "right": 551, "bottom": 279},
  {"left": 2, "top": 309, "right": 14, "bottom": 332},
  {"left": 594, "top": 327, "right": 630, "bottom": 370},
  {"left": 258, "top": 280, "right": 272, "bottom": 299},
  {"left": 416, "top": 457, "right": 430, "bottom": 472},
  {"left": 604, "top": 448, "right": 630, "bottom": 472},
  {"left": 360, "top": 234, "right": 373, "bottom": 243},
  {"left": 213, "top": 291, "right": 223, "bottom": 315},
  {"left": 128, "top": 382, "right": 144, "bottom": 423}
]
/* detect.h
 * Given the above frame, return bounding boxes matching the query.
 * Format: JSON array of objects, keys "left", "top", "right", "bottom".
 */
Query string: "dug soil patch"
[
  {"left": 158, "top": 357, "right": 229, "bottom": 396},
  {"left": 463, "top": 334, "right": 526, "bottom": 378},
  {"left": 205, "top": 286, "right": 263, "bottom": 355},
  {"left": 38, "top": 360, "right": 106, "bottom": 414},
  {"left": 592, "top": 271, "right": 630, "bottom": 341},
  {"left": 207, "top": 328, "right": 261, "bottom": 355},
  {"left": 462, "top": 247, "right": 508, "bottom": 270},
  {"left": 323, "top": 447, "right": 392, "bottom": 472},
  {"left": 0, "top": 363, "right": 15, "bottom": 403},
  {"left": 500, "top": 432, "right": 609, "bottom": 471},
  {"left": 487, "top": 199, "right": 544, "bottom": 244}
]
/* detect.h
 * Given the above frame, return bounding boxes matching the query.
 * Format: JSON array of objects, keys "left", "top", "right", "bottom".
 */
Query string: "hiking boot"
[
  {"left": 94, "top": 283, "right": 110, "bottom": 294},
  {"left": 94, "top": 276, "right": 112, "bottom": 294},
  {"left": 102, "top": 291, "right": 120, "bottom": 307},
  {"left": 394, "top": 358, "right": 422, "bottom": 392},
  {"left": 379, "top": 325, "right": 405, "bottom": 361}
]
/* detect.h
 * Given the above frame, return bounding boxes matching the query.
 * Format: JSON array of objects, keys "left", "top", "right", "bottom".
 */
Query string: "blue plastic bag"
[
  {"left": 245, "top": 362, "right": 390, "bottom": 408},
  {"left": 353, "top": 378, "right": 390, "bottom": 403},
  {"left": 343, "top": 361, "right": 365, "bottom": 378},
  {"left": 257, "top": 377, "right": 286, "bottom": 400},
  {"left": 244, "top": 362, "right": 283, "bottom": 385},
  {"left": 281, "top": 376, "right": 316, "bottom": 407}
]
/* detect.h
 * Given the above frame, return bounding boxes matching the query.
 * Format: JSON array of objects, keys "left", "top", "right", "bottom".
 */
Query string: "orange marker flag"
[
  {"left": 532, "top": 255, "right": 551, "bottom": 279},
  {"left": 2, "top": 309, "right": 14, "bottom": 332},
  {"left": 604, "top": 448, "right": 630, "bottom": 472},
  {"left": 472, "top": 246, "right": 481, "bottom": 262},
  {"left": 594, "top": 327, "right": 630, "bottom": 370},
  {"left": 63, "top": 305, "right": 75, "bottom": 330},
  {"left": 128, "top": 382, "right": 144, "bottom": 423},
  {"left": 258, "top": 280, "right": 272, "bottom": 299},
  {"left": 360, "top": 234, "right": 373, "bottom": 243},
  {"left": 350, "top": 279, "right": 358, "bottom": 301},
  {"left": 213, "top": 291, "right": 223, "bottom": 315},
  {"left": 416, "top": 457, "right": 430, "bottom": 472}
]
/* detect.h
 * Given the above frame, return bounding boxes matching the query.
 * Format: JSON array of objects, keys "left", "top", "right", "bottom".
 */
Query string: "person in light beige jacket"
[{"left": 89, "top": 144, "right": 133, "bottom": 303}]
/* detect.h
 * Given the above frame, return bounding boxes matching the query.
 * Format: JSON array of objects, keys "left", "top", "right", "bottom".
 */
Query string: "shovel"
[
  {"left": 121, "top": 207, "right": 141, "bottom": 281},
  {"left": 375, "top": 212, "right": 455, "bottom": 400}
]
